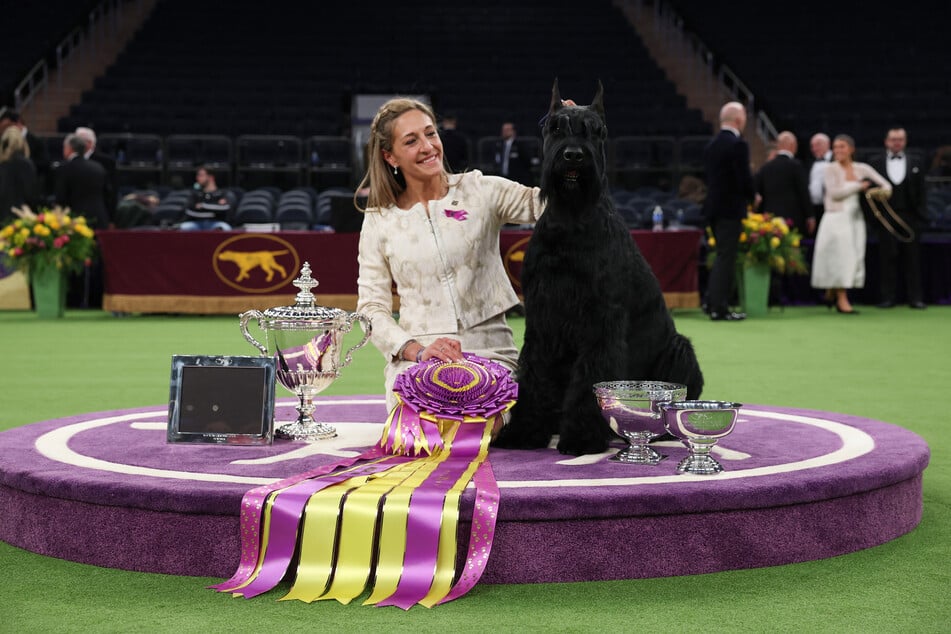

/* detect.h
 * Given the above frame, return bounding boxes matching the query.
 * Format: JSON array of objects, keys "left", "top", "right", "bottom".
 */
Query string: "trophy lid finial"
[{"left": 293, "top": 262, "right": 319, "bottom": 307}]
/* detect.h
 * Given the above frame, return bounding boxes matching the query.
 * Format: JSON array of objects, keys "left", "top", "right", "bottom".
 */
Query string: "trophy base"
[
  {"left": 610, "top": 444, "right": 667, "bottom": 465},
  {"left": 275, "top": 421, "right": 338, "bottom": 441},
  {"left": 676, "top": 454, "right": 724, "bottom": 475}
]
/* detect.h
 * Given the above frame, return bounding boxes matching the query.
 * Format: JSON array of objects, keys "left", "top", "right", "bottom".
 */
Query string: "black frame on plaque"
[{"left": 167, "top": 355, "right": 276, "bottom": 445}]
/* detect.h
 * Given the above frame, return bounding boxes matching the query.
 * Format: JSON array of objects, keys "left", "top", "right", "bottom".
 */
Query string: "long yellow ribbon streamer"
[
  {"left": 316, "top": 460, "right": 422, "bottom": 604},
  {"left": 363, "top": 422, "right": 460, "bottom": 605},
  {"left": 279, "top": 475, "right": 369, "bottom": 603}
]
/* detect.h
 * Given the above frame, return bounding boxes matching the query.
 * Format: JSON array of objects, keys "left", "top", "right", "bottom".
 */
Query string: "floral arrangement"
[
  {"left": 706, "top": 211, "right": 807, "bottom": 274},
  {"left": 0, "top": 206, "right": 96, "bottom": 276}
]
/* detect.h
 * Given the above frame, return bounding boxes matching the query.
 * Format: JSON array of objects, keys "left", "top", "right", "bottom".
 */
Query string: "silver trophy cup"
[
  {"left": 239, "top": 262, "right": 371, "bottom": 441},
  {"left": 660, "top": 400, "right": 743, "bottom": 475},
  {"left": 593, "top": 380, "right": 687, "bottom": 464}
]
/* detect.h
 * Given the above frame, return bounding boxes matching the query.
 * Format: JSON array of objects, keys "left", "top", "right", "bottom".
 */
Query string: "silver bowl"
[
  {"left": 660, "top": 400, "right": 743, "bottom": 475},
  {"left": 593, "top": 381, "right": 687, "bottom": 464}
]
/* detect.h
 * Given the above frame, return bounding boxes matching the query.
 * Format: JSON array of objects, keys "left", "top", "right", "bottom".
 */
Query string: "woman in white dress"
[{"left": 810, "top": 134, "right": 891, "bottom": 313}]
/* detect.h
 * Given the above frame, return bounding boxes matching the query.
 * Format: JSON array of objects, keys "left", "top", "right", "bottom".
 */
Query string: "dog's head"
[{"left": 540, "top": 80, "right": 608, "bottom": 208}]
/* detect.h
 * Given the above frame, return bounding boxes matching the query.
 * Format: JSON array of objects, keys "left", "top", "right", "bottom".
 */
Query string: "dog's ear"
[
  {"left": 591, "top": 81, "right": 605, "bottom": 119},
  {"left": 549, "top": 78, "right": 563, "bottom": 116}
]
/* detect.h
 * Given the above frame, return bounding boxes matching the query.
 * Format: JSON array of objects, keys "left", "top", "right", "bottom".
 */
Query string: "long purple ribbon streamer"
[
  {"left": 234, "top": 455, "right": 414, "bottom": 598},
  {"left": 375, "top": 421, "right": 486, "bottom": 609},
  {"left": 439, "top": 458, "right": 500, "bottom": 604},
  {"left": 211, "top": 445, "right": 385, "bottom": 592}
]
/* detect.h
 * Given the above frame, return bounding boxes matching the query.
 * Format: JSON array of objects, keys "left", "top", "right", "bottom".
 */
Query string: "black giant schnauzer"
[{"left": 494, "top": 81, "right": 704, "bottom": 456}]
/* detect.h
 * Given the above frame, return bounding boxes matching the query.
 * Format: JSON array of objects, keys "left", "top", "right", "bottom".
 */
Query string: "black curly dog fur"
[{"left": 493, "top": 81, "right": 704, "bottom": 456}]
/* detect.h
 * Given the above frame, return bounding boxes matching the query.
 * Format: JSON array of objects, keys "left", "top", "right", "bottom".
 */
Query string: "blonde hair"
[
  {"left": 354, "top": 98, "right": 448, "bottom": 212},
  {"left": 0, "top": 126, "right": 29, "bottom": 162}
]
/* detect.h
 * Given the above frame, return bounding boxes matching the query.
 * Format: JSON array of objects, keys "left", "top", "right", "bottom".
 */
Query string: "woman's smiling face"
[{"left": 383, "top": 109, "right": 444, "bottom": 182}]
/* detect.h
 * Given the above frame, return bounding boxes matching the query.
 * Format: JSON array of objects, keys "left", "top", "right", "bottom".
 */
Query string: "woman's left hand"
[{"left": 421, "top": 337, "right": 464, "bottom": 363}]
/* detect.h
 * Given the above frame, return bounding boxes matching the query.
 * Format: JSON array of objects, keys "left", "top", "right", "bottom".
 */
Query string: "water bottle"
[{"left": 651, "top": 205, "right": 664, "bottom": 232}]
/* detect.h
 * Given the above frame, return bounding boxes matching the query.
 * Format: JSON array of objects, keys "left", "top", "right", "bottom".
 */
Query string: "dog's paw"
[
  {"left": 556, "top": 435, "right": 610, "bottom": 456},
  {"left": 492, "top": 424, "right": 552, "bottom": 450}
]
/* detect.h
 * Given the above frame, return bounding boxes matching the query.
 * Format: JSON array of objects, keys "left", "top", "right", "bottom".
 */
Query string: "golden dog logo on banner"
[
  {"left": 212, "top": 234, "right": 301, "bottom": 293},
  {"left": 502, "top": 235, "right": 530, "bottom": 296}
]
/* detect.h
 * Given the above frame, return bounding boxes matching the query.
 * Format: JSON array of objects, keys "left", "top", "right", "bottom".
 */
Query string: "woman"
[
  {"left": 810, "top": 134, "right": 891, "bottom": 314},
  {"left": 355, "top": 98, "right": 544, "bottom": 411},
  {"left": 0, "top": 126, "right": 38, "bottom": 224}
]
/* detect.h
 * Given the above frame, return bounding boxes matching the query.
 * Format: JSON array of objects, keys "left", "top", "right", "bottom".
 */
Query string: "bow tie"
[{"left": 890, "top": 154, "right": 904, "bottom": 160}]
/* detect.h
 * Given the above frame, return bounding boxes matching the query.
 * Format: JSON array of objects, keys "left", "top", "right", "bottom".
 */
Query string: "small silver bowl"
[
  {"left": 660, "top": 400, "right": 743, "bottom": 475},
  {"left": 593, "top": 381, "right": 687, "bottom": 465}
]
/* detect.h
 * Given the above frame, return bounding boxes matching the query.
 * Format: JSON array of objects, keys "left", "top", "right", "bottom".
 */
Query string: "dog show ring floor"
[{"left": 0, "top": 396, "right": 929, "bottom": 584}]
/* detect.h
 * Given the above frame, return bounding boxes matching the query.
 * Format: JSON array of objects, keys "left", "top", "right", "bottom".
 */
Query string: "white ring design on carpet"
[{"left": 32, "top": 404, "right": 875, "bottom": 487}]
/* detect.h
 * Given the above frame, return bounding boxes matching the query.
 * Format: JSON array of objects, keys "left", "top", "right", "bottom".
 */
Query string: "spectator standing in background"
[
  {"left": 494, "top": 121, "right": 534, "bottom": 185},
  {"left": 702, "top": 101, "right": 755, "bottom": 322},
  {"left": 75, "top": 127, "right": 118, "bottom": 223},
  {"left": 808, "top": 133, "right": 832, "bottom": 226},
  {"left": 754, "top": 131, "right": 815, "bottom": 234},
  {"left": 0, "top": 108, "right": 50, "bottom": 200},
  {"left": 868, "top": 127, "right": 927, "bottom": 309},
  {"left": 55, "top": 134, "right": 110, "bottom": 229},
  {"left": 0, "top": 126, "right": 38, "bottom": 223},
  {"left": 439, "top": 113, "right": 470, "bottom": 173}
]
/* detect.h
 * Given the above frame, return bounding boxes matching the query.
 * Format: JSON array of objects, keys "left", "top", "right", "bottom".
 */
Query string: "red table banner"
[{"left": 98, "top": 229, "right": 701, "bottom": 314}]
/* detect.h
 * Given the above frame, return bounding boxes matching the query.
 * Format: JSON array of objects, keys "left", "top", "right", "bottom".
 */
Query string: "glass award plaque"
[{"left": 167, "top": 355, "right": 277, "bottom": 445}]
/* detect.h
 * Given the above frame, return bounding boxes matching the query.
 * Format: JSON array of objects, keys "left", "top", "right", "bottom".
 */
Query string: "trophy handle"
[
  {"left": 238, "top": 310, "right": 268, "bottom": 355},
  {"left": 337, "top": 312, "right": 372, "bottom": 369}
]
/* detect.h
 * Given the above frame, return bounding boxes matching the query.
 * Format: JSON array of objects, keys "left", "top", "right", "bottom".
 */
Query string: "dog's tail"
[{"left": 653, "top": 333, "right": 704, "bottom": 399}]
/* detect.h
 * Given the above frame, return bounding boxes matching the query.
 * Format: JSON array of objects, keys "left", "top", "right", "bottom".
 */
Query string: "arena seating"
[{"left": 57, "top": 0, "right": 710, "bottom": 141}]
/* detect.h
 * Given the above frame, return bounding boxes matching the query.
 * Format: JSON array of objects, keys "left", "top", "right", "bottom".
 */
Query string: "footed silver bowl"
[
  {"left": 660, "top": 400, "right": 742, "bottom": 475},
  {"left": 593, "top": 381, "right": 687, "bottom": 465}
]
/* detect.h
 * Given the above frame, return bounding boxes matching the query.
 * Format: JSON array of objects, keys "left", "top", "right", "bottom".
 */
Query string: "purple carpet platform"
[{"left": 0, "top": 397, "right": 930, "bottom": 584}]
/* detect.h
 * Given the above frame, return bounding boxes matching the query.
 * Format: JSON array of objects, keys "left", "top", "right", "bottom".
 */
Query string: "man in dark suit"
[
  {"left": 494, "top": 121, "right": 534, "bottom": 185},
  {"left": 439, "top": 113, "right": 470, "bottom": 173},
  {"left": 75, "top": 126, "right": 118, "bottom": 221},
  {"left": 868, "top": 127, "right": 927, "bottom": 309},
  {"left": 754, "top": 131, "right": 815, "bottom": 235},
  {"left": 55, "top": 134, "right": 110, "bottom": 229},
  {"left": 702, "top": 102, "right": 755, "bottom": 321}
]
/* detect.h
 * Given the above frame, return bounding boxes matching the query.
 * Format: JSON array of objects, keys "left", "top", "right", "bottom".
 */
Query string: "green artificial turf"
[{"left": 1, "top": 306, "right": 949, "bottom": 632}]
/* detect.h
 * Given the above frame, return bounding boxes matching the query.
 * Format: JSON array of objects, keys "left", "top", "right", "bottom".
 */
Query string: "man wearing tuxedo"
[
  {"left": 754, "top": 131, "right": 815, "bottom": 235},
  {"left": 702, "top": 102, "right": 755, "bottom": 321},
  {"left": 494, "top": 121, "right": 533, "bottom": 185},
  {"left": 868, "top": 127, "right": 927, "bottom": 309}
]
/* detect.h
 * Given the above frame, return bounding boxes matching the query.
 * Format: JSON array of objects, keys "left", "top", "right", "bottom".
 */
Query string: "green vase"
[
  {"left": 30, "top": 266, "right": 67, "bottom": 319},
  {"left": 739, "top": 263, "right": 771, "bottom": 317}
]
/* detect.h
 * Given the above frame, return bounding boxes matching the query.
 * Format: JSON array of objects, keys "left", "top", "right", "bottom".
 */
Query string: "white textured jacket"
[{"left": 357, "top": 170, "right": 543, "bottom": 360}]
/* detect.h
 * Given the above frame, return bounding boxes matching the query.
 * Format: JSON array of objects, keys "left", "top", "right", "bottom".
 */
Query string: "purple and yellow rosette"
[{"left": 212, "top": 354, "right": 515, "bottom": 609}]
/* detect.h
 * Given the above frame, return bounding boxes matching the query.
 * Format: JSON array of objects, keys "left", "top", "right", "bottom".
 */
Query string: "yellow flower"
[
  {"left": 739, "top": 232, "right": 748, "bottom": 243},
  {"left": 33, "top": 224, "right": 51, "bottom": 237},
  {"left": 0, "top": 225, "right": 13, "bottom": 239},
  {"left": 792, "top": 237, "right": 800, "bottom": 248},
  {"left": 75, "top": 225, "right": 94, "bottom": 239},
  {"left": 770, "top": 236, "right": 780, "bottom": 249},
  {"left": 46, "top": 217, "right": 61, "bottom": 231},
  {"left": 19, "top": 227, "right": 30, "bottom": 239},
  {"left": 707, "top": 237, "right": 716, "bottom": 247}
]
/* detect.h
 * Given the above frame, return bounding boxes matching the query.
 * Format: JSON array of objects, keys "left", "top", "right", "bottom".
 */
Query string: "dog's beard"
[{"left": 541, "top": 156, "right": 604, "bottom": 207}]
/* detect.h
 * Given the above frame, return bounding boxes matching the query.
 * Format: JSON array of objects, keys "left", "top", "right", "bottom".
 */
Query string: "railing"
[
  {"left": 13, "top": 61, "right": 48, "bottom": 112},
  {"left": 636, "top": 0, "right": 778, "bottom": 145},
  {"left": 13, "top": 0, "right": 123, "bottom": 109}
]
